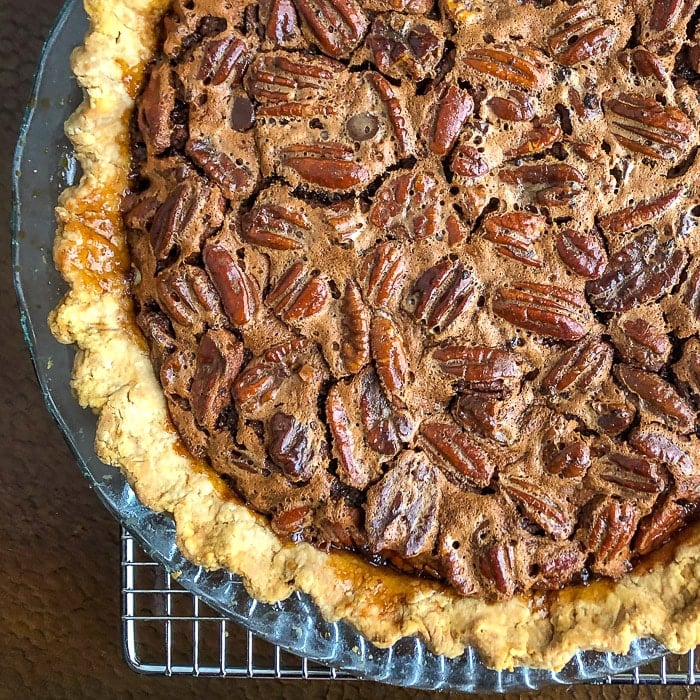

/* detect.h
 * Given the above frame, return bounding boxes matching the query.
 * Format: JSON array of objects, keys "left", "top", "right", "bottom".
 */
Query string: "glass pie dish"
[{"left": 11, "top": 0, "right": 672, "bottom": 691}]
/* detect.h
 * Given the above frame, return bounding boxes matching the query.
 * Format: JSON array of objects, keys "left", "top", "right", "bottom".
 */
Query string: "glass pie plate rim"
[{"left": 10, "top": 0, "right": 671, "bottom": 691}]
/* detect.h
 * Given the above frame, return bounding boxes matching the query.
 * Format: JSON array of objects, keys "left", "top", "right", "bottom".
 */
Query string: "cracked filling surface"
[{"left": 125, "top": 0, "right": 700, "bottom": 600}]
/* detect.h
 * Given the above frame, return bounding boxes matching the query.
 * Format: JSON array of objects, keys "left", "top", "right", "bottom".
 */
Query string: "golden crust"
[{"left": 50, "top": 0, "right": 700, "bottom": 671}]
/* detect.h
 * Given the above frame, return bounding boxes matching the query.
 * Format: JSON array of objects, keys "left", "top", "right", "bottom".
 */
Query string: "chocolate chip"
[
  {"left": 346, "top": 113, "right": 379, "bottom": 142},
  {"left": 231, "top": 96, "right": 255, "bottom": 132}
]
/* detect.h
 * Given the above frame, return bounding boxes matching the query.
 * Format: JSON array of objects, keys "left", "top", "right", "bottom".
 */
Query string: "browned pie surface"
[{"left": 124, "top": 0, "right": 700, "bottom": 600}]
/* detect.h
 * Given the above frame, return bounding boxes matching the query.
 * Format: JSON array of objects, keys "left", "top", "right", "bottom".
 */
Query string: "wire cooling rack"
[{"left": 121, "top": 527, "right": 699, "bottom": 684}]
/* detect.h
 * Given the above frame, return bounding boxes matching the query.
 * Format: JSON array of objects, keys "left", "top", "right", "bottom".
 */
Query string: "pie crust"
[{"left": 50, "top": 0, "right": 700, "bottom": 671}]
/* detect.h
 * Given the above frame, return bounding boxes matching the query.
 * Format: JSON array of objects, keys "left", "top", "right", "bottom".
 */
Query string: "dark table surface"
[{"left": 0, "top": 1, "right": 694, "bottom": 698}]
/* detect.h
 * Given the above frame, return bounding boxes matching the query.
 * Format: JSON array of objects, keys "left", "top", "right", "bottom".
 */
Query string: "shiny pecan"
[
  {"left": 634, "top": 497, "right": 689, "bottom": 555},
  {"left": 186, "top": 139, "right": 254, "bottom": 200},
  {"left": 340, "top": 279, "right": 371, "bottom": 374},
  {"left": 555, "top": 228, "right": 608, "bottom": 279},
  {"left": 599, "top": 452, "right": 666, "bottom": 495},
  {"left": 426, "top": 83, "right": 473, "bottom": 156},
  {"left": 569, "top": 87, "right": 602, "bottom": 120},
  {"left": 547, "top": 4, "right": 616, "bottom": 66},
  {"left": 529, "top": 541, "right": 586, "bottom": 590},
  {"left": 370, "top": 171, "right": 441, "bottom": 240},
  {"left": 499, "top": 163, "right": 584, "bottom": 206},
  {"left": 360, "top": 369, "right": 414, "bottom": 455},
  {"left": 233, "top": 338, "right": 309, "bottom": 413},
  {"left": 359, "top": 242, "right": 407, "bottom": 308},
  {"left": 541, "top": 337, "right": 613, "bottom": 397},
  {"left": 267, "top": 412, "right": 316, "bottom": 482},
  {"left": 478, "top": 541, "right": 517, "bottom": 598},
  {"left": 446, "top": 213, "right": 468, "bottom": 246},
  {"left": 463, "top": 46, "right": 549, "bottom": 90},
  {"left": 365, "top": 451, "right": 441, "bottom": 557},
  {"left": 138, "top": 310, "right": 176, "bottom": 358},
  {"left": 271, "top": 505, "right": 313, "bottom": 536},
  {"left": 582, "top": 497, "right": 640, "bottom": 577},
  {"left": 450, "top": 143, "right": 490, "bottom": 178},
  {"left": 138, "top": 63, "right": 174, "bottom": 153},
  {"left": 320, "top": 199, "right": 366, "bottom": 244},
  {"left": 612, "top": 317, "right": 671, "bottom": 372},
  {"left": 483, "top": 212, "right": 546, "bottom": 267},
  {"left": 242, "top": 203, "right": 309, "bottom": 251},
  {"left": 156, "top": 263, "right": 225, "bottom": 328},
  {"left": 505, "top": 123, "right": 562, "bottom": 158},
  {"left": 258, "top": 0, "right": 303, "bottom": 47},
  {"left": 592, "top": 383, "right": 637, "bottom": 436},
  {"left": 616, "top": 364, "right": 696, "bottom": 433},
  {"left": 367, "top": 15, "right": 444, "bottom": 81},
  {"left": 433, "top": 345, "right": 523, "bottom": 393},
  {"left": 493, "top": 282, "right": 593, "bottom": 341},
  {"left": 405, "top": 259, "right": 478, "bottom": 331},
  {"left": 604, "top": 93, "right": 695, "bottom": 161},
  {"left": 150, "top": 179, "right": 224, "bottom": 261},
  {"left": 598, "top": 186, "right": 685, "bottom": 234},
  {"left": 370, "top": 312, "right": 409, "bottom": 397},
  {"left": 245, "top": 52, "right": 344, "bottom": 103},
  {"left": 280, "top": 142, "right": 370, "bottom": 190},
  {"left": 197, "top": 33, "right": 249, "bottom": 86},
  {"left": 452, "top": 392, "right": 520, "bottom": 445},
  {"left": 544, "top": 441, "right": 590, "bottom": 478},
  {"left": 629, "top": 48, "right": 668, "bottom": 82},
  {"left": 501, "top": 475, "right": 574, "bottom": 539},
  {"left": 366, "top": 72, "right": 412, "bottom": 157},
  {"left": 649, "top": 0, "right": 693, "bottom": 31},
  {"left": 203, "top": 240, "right": 260, "bottom": 326},
  {"left": 586, "top": 229, "right": 686, "bottom": 312},
  {"left": 266, "top": 262, "right": 330, "bottom": 322},
  {"left": 629, "top": 427, "right": 700, "bottom": 498},
  {"left": 292, "top": 0, "right": 368, "bottom": 57},
  {"left": 488, "top": 90, "right": 535, "bottom": 122},
  {"left": 190, "top": 329, "right": 244, "bottom": 430},
  {"left": 419, "top": 421, "right": 494, "bottom": 488}
]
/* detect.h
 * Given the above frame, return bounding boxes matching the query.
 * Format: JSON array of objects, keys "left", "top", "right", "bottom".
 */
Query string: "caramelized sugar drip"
[{"left": 124, "top": 0, "right": 700, "bottom": 599}]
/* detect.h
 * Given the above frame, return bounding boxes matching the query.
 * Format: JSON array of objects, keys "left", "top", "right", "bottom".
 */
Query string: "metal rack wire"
[{"left": 120, "top": 527, "right": 699, "bottom": 684}]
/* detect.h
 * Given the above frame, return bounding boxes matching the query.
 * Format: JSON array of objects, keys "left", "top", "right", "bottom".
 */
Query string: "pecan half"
[
  {"left": 292, "top": 0, "right": 368, "bottom": 57},
  {"left": 599, "top": 452, "right": 667, "bottom": 495},
  {"left": 366, "top": 72, "right": 413, "bottom": 157},
  {"left": 555, "top": 228, "right": 608, "bottom": 279},
  {"left": 281, "top": 142, "right": 371, "bottom": 190},
  {"left": 259, "top": 0, "right": 303, "bottom": 47},
  {"left": 433, "top": 345, "right": 523, "bottom": 393},
  {"left": 138, "top": 63, "right": 174, "bottom": 153},
  {"left": 598, "top": 186, "right": 685, "bottom": 235},
  {"left": 604, "top": 93, "right": 695, "bottom": 161},
  {"left": 581, "top": 497, "right": 640, "bottom": 577},
  {"left": 266, "top": 262, "right": 330, "bottom": 322},
  {"left": 370, "top": 171, "right": 441, "bottom": 240},
  {"left": 419, "top": 421, "right": 494, "bottom": 488},
  {"left": 426, "top": 82, "right": 473, "bottom": 156},
  {"left": 586, "top": 229, "right": 687, "bottom": 312},
  {"left": 547, "top": 4, "right": 616, "bottom": 66},
  {"left": 462, "top": 46, "right": 549, "bottom": 90},
  {"left": 359, "top": 242, "right": 407, "bottom": 308},
  {"left": 634, "top": 497, "right": 690, "bottom": 555},
  {"left": 649, "top": 0, "right": 693, "bottom": 32},
  {"left": 340, "top": 279, "right": 371, "bottom": 374},
  {"left": 267, "top": 412, "right": 316, "bottom": 482},
  {"left": 367, "top": 15, "right": 444, "bottom": 81},
  {"left": 452, "top": 392, "right": 521, "bottom": 445},
  {"left": 478, "top": 541, "right": 518, "bottom": 598},
  {"left": 370, "top": 312, "right": 409, "bottom": 397},
  {"left": 541, "top": 337, "right": 613, "bottom": 397},
  {"left": 186, "top": 139, "right": 255, "bottom": 200},
  {"left": 616, "top": 364, "right": 696, "bottom": 433},
  {"left": 488, "top": 90, "right": 535, "bottom": 122},
  {"left": 501, "top": 475, "right": 575, "bottom": 539},
  {"left": 450, "top": 143, "right": 490, "bottom": 178},
  {"left": 492, "top": 282, "right": 593, "bottom": 341},
  {"left": 544, "top": 441, "right": 591, "bottom": 478},
  {"left": 197, "top": 33, "right": 249, "bottom": 86},
  {"left": 191, "top": 329, "right": 244, "bottom": 430},
  {"left": 611, "top": 316, "right": 671, "bottom": 372},
  {"left": 505, "top": 124, "right": 562, "bottom": 158},
  {"left": 483, "top": 212, "right": 546, "bottom": 267},
  {"left": 203, "top": 240, "right": 260, "bottom": 326},
  {"left": 242, "top": 203, "right": 310, "bottom": 251},
  {"left": 405, "top": 259, "right": 478, "bottom": 331},
  {"left": 499, "top": 163, "right": 584, "bottom": 206},
  {"left": 360, "top": 369, "right": 414, "bottom": 455},
  {"left": 245, "top": 52, "right": 344, "bottom": 103},
  {"left": 271, "top": 505, "right": 313, "bottom": 536},
  {"left": 157, "top": 263, "right": 225, "bottom": 329},
  {"left": 365, "top": 451, "right": 441, "bottom": 557}
]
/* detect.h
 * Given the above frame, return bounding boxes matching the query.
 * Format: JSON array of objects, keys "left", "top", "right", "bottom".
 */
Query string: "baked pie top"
[{"left": 51, "top": 0, "right": 700, "bottom": 672}]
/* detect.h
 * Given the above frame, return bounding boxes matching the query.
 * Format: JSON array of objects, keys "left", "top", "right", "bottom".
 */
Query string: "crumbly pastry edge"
[{"left": 48, "top": 0, "right": 700, "bottom": 672}]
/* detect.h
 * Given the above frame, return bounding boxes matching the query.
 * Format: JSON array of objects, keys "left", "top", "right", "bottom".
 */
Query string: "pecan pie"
[{"left": 51, "top": 0, "right": 700, "bottom": 671}]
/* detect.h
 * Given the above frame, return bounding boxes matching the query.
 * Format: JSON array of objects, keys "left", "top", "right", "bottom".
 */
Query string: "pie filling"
[{"left": 124, "top": 0, "right": 700, "bottom": 599}]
